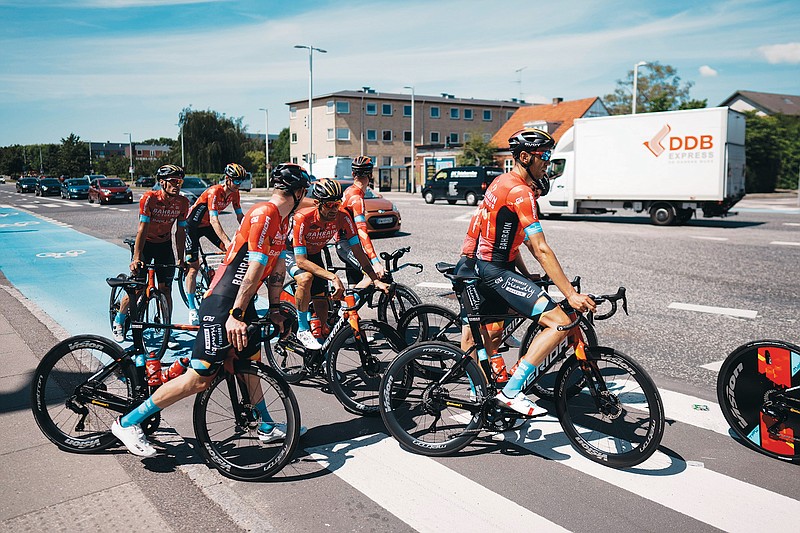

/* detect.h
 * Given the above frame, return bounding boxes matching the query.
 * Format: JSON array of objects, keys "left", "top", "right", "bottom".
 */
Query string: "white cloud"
[
  {"left": 758, "top": 42, "right": 800, "bottom": 64},
  {"left": 699, "top": 65, "right": 718, "bottom": 77}
]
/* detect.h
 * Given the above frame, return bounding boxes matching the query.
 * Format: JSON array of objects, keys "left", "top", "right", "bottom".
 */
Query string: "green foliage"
[
  {"left": 58, "top": 134, "right": 89, "bottom": 177},
  {"left": 742, "top": 111, "right": 797, "bottom": 192},
  {"left": 603, "top": 62, "right": 705, "bottom": 115},
  {"left": 457, "top": 134, "right": 497, "bottom": 166},
  {"left": 179, "top": 108, "right": 247, "bottom": 173},
  {"left": 270, "top": 128, "right": 290, "bottom": 167}
]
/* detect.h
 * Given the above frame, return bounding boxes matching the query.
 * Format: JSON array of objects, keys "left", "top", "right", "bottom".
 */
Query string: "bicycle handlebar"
[
  {"left": 557, "top": 287, "right": 628, "bottom": 331},
  {"left": 380, "top": 247, "right": 423, "bottom": 275}
]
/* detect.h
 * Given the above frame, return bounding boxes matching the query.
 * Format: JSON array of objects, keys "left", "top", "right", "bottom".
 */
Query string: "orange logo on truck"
[
  {"left": 643, "top": 124, "right": 671, "bottom": 157},
  {"left": 644, "top": 123, "right": 714, "bottom": 157}
]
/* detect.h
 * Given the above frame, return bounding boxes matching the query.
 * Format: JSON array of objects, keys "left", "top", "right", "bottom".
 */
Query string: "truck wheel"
[
  {"left": 465, "top": 192, "right": 478, "bottom": 206},
  {"left": 424, "top": 191, "right": 435, "bottom": 204},
  {"left": 649, "top": 203, "right": 676, "bottom": 226}
]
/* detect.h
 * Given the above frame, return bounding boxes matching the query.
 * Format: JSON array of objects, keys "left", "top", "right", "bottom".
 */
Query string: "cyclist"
[
  {"left": 459, "top": 128, "right": 595, "bottom": 416},
  {"left": 184, "top": 162, "right": 246, "bottom": 325},
  {"left": 336, "top": 156, "right": 386, "bottom": 288},
  {"left": 113, "top": 164, "right": 189, "bottom": 343},
  {"left": 286, "top": 178, "right": 390, "bottom": 350},
  {"left": 111, "top": 163, "right": 310, "bottom": 457}
]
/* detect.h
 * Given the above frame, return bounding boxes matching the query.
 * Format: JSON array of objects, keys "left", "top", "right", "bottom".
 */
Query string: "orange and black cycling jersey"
[
  {"left": 206, "top": 201, "right": 288, "bottom": 299},
  {"left": 290, "top": 205, "right": 358, "bottom": 257},
  {"left": 462, "top": 171, "right": 542, "bottom": 264},
  {"left": 187, "top": 184, "right": 243, "bottom": 227},
  {"left": 138, "top": 190, "right": 189, "bottom": 244},
  {"left": 341, "top": 185, "right": 379, "bottom": 263}
]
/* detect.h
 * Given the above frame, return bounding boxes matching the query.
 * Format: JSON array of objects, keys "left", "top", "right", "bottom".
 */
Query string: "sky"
[{"left": 1, "top": 0, "right": 798, "bottom": 147}]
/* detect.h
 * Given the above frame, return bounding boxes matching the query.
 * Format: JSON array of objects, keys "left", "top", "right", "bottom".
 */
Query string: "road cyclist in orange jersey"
[
  {"left": 113, "top": 164, "right": 189, "bottom": 344},
  {"left": 286, "top": 178, "right": 390, "bottom": 350},
  {"left": 457, "top": 128, "right": 596, "bottom": 417},
  {"left": 111, "top": 163, "right": 311, "bottom": 457},
  {"left": 336, "top": 156, "right": 386, "bottom": 288},
  {"left": 184, "top": 163, "right": 246, "bottom": 325}
]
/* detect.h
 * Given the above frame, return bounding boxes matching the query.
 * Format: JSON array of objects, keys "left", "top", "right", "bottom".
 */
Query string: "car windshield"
[
  {"left": 99, "top": 179, "right": 125, "bottom": 187},
  {"left": 67, "top": 179, "right": 89, "bottom": 186},
  {"left": 182, "top": 177, "right": 208, "bottom": 189},
  {"left": 21, "top": 178, "right": 37, "bottom": 184},
  {"left": 41, "top": 179, "right": 60, "bottom": 186},
  {"left": 364, "top": 188, "right": 380, "bottom": 199}
]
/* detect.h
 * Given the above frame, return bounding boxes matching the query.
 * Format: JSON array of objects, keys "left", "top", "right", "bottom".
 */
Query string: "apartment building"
[{"left": 287, "top": 89, "right": 524, "bottom": 191}]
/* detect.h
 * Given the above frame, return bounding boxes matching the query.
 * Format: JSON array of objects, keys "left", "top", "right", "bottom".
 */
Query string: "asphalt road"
[{"left": 2, "top": 183, "right": 799, "bottom": 532}]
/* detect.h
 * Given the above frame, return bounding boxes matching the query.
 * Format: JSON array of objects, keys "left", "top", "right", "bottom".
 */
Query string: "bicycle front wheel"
[
  {"left": 108, "top": 278, "right": 130, "bottom": 335},
  {"left": 396, "top": 304, "right": 461, "bottom": 347},
  {"left": 135, "top": 291, "right": 170, "bottom": 358},
  {"left": 178, "top": 266, "right": 211, "bottom": 309},
  {"left": 377, "top": 283, "right": 421, "bottom": 329},
  {"left": 716, "top": 340, "right": 800, "bottom": 463},
  {"left": 379, "top": 341, "right": 487, "bottom": 456},
  {"left": 326, "top": 320, "right": 403, "bottom": 416},
  {"left": 31, "top": 335, "right": 135, "bottom": 453},
  {"left": 555, "top": 347, "right": 664, "bottom": 468},
  {"left": 193, "top": 361, "right": 301, "bottom": 481}
]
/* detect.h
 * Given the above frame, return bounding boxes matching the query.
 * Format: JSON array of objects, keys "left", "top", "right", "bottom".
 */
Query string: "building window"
[
  {"left": 464, "top": 108, "right": 473, "bottom": 120},
  {"left": 483, "top": 133, "right": 491, "bottom": 142},
  {"left": 403, "top": 130, "right": 412, "bottom": 143},
  {"left": 291, "top": 132, "right": 298, "bottom": 143},
  {"left": 136, "top": 150, "right": 143, "bottom": 156},
  {"left": 382, "top": 103, "right": 393, "bottom": 116},
  {"left": 430, "top": 106, "right": 440, "bottom": 118},
  {"left": 450, "top": 108, "right": 460, "bottom": 120},
  {"left": 504, "top": 158, "right": 514, "bottom": 172},
  {"left": 382, "top": 129, "right": 392, "bottom": 142},
  {"left": 336, "top": 101, "right": 350, "bottom": 114},
  {"left": 430, "top": 131, "right": 440, "bottom": 143},
  {"left": 382, "top": 156, "right": 392, "bottom": 167},
  {"left": 483, "top": 110, "right": 492, "bottom": 121},
  {"left": 507, "top": 110, "right": 514, "bottom": 121},
  {"left": 366, "top": 102, "right": 377, "bottom": 115},
  {"left": 449, "top": 132, "right": 459, "bottom": 144},
  {"left": 404, "top": 156, "right": 412, "bottom": 164},
  {"left": 290, "top": 106, "right": 297, "bottom": 118},
  {"left": 366, "top": 129, "right": 377, "bottom": 142},
  {"left": 403, "top": 104, "right": 412, "bottom": 117},
  {"left": 327, "top": 128, "right": 334, "bottom": 141},
  {"left": 326, "top": 100, "right": 335, "bottom": 114},
  {"left": 336, "top": 128, "right": 350, "bottom": 141},
  {"left": 292, "top": 157, "right": 298, "bottom": 164},
  {"left": 464, "top": 132, "right": 472, "bottom": 142}
]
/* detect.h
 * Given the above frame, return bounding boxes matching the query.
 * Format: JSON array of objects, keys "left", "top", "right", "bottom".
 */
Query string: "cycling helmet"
[
  {"left": 156, "top": 164, "right": 185, "bottom": 180},
  {"left": 351, "top": 155, "right": 374, "bottom": 176},
  {"left": 224, "top": 163, "right": 247, "bottom": 179},
  {"left": 312, "top": 178, "right": 343, "bottom": 202},
  {"left": 508, "top": 128, "right": 555, "bottom": 159},
  {"left": 271, "top": 163, "right": 310, "bottom": 191}
]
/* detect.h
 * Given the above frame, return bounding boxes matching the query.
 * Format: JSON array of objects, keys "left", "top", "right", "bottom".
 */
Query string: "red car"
[
  {"left": 302, "top": 179, "right": 401, "bottom": 236},
  {"left": 88, "top": 176, "right": 134, "bottom": 204}
]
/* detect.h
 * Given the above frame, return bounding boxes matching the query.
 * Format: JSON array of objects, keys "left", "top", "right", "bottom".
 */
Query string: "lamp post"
[
  {"left": 259, "top": 107, "right": 269, "bottom": 178},
  {"left": 87, "top": 139, "right": 93, "bottom": 174},
  {"left": 632, "top": 61, "right": 647, "bottom": 115},
  {"left": 515, "top": 66, "right": 526, "bottom": 102},
  {"left": 404, "top": 85, "right": 415, "bottom": 193},
  {"left": 360, "top": 86, "right": 371, "bottom": 156},
  {"left": 123, "top": 132, "right": 133, "bottom": 182},
  {"left": 294, "top": 44, "right": 327, "bottom": 177}
]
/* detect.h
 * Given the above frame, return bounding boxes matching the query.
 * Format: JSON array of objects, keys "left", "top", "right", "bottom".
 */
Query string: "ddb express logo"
[{"left": 643, "top": 124, "right": 714, "bottom": 158}]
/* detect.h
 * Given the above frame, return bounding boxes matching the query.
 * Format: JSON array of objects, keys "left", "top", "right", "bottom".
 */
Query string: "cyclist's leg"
[
  {"left": 152, "top": 241, "right": 176, "bottom": 321},
  {"left": 184, "top": 224, "right": 202, "bottom": 311}
]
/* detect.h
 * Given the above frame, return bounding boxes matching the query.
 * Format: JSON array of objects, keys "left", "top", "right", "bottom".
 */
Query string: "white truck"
[
  {"left": 303, "top": 156, "right": 353, "bottom": 180},
  {"left": 540, "top": 107, "right": 746, "bottom": 225}
]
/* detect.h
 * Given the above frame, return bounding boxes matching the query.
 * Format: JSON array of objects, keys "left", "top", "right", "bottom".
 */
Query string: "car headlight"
[
  {"left": 392, "top": 203, "right": 398, "bottom": 212},
  {"left": 125, "top": 188, "right": 131, "bottom": 193}
]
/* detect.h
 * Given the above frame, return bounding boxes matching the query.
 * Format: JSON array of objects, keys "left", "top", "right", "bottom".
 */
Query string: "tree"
[
  {"left": 58, "top": 134, "right": 90, "bottom": 178},
  {"left": 743, "top": 112, "right": 786, "bottom": 193},
  {"left": 457, "top": 134, "right": 497, "bottom": 166},
  {"left": 270, "top": 128, "right": 290, "bottom": 167},
  {"left": 603, "top": 62, "right": 705, "bottom": 115},
  {"left": 179, "top": 108, "right": 247, "bottom": 173}
]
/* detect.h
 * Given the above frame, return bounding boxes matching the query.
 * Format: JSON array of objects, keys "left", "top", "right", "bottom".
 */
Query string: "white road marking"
[
  {"left": 668, "top": 302, "right": 758, "bottom": 319},
  {"left": 309, "top": 435, "right": 568, "bottom": 533},
  {"left": 770, "top": 241, "right": 800, "bottom": 246},
  {"left": 689, "top": 236, "right": 728, "bottom": 241},
  {"left": 701, "top": 360, "right": 723, "bottom": 372},
  {"left": 659, "top": 388, "right": 731, "bottom": 435},
  {"left": 452, "top": 212, "right": 474, "bottom": 222},
  {"left": 783, "top": 222, "right": 800, "bottom": 227},
  {"left": 417, "top": 282, "right": 453, "bottom": 289}
]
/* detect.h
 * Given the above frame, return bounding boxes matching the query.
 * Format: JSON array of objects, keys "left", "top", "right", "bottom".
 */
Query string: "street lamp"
[
  {"left": 515, "top": 67, "right": 526, "bottom": 102},
  {"left": 259, "top": 107, "right": 269, "bottom": 177},
  {"left": 294, "top": 44, "right": 327, "bottom": 176},
  {"left": 632, "top": 61, "right": 648, "bottom": 115},
  {"left": 404, "top": 85, "right": 415, "bottom": 193},
  {"left": 360, "top": 86, "right": 371, "bottom": 156},
  {"left": 123, "top": 132, "right": 133, "bottom": 182},
  {"left": 87, "top": 139, "right": 93, "bottom": 174}
]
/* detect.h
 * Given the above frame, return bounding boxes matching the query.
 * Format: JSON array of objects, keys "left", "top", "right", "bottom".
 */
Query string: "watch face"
[{"left": 231, "top": 307, "right": 244, "bottom": 320}]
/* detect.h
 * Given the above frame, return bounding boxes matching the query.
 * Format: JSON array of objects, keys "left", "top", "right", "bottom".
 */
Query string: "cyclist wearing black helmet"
[
  {"left": 113, "top": 164, "right": 189, "bottom": 343},
  {"left": 183, "top": 163, "right": 247, "bottom": 324},
  {"left": 112, "top": 163, "right": 309, "bottom": 458},
  {"left": 459, "top": 128, "right": 596, "bottom": 417}
]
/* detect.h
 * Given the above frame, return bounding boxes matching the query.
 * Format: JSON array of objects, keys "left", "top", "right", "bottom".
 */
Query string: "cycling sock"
[
  {"left": 298, "top": 310, "right": 311, "bottom": 331},
  {"left": 187, "top": 293, "right": 197, "bottom": 311},
  {"left": 502, "top": 360, "right": 535, "bottom": 397},
  {"left": 114, "top": 312, "right": 127, "bottom": 325},
  {"left": 120, "top": 397, "right": 161, "bottom": 427},
  {"left": 256, "top": 399, "right": 275, "bottom": 431}
]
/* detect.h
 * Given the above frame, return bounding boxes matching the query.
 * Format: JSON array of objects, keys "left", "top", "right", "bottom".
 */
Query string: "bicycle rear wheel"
[
  {"left": 379, "top": 342, "right": 487, "bottom": 456},
  {"left": 326, "top": 320, "right": 404, "bottom": 416},
  {"left": 378, "top": 283, "right": 421, "bottom": 329},
  {"left": 716, "top": 340, "right": 800, "bottom": 463},
  {"left": 555, "top": 347, "right": 664, "bottom": 468},
  {"left": 396, "top": 304, "right": 461, "bottom": 347},
  {"left": 135, "top": 291, "right": 170, "bottom": 358},
  {"left": 31, "top": 335, "right": 135, "bottom": 453},
  {"left": 193, "top": 361, "right": 301, "bottom": 481}
]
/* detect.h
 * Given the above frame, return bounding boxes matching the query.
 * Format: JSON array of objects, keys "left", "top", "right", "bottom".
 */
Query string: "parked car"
[
  {"left": 35, "top": 177, "right": 62, "bottom": 197},
  {"left": 16, "top": 177, "right": 38, "bottom": 193},
  {"left": 135, "top": 175, "right": 155, "bottom": 187},
  {"left": 151, "top": 175, "right": 210, "bottom": 204},
  {"left": 239, "top": 172, "right": 252, "bottom": 192},
  {"left": 88, "top": 177, "right": 133, "bottom": 204},
  {"left": 61, "top": 177, "right": 91, "bottom": 200},
  {"left": 303, "top": 179, "right": 401, "bottom": 236},
  {"left": 0, "top": 175, "right": 7, "bottom": 184},
  {"left": 421, "top": 165, "right": 503, "bottom": 206}
]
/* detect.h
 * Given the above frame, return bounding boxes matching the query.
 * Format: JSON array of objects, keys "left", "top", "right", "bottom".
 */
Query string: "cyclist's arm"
[
  {"left": 461, "top": 205, "right": 483, "bottom": 257},
  {"left": 349, "top": 196, "right": 381, "bottom": 268},
  {"left": 350, "top": 241, "right": 381, "bottom": 281},
  {"left": 208, "top": 215, "right": 231, "bottom": 249},
  {"left": 340, "top": 210, "right": 379, "bottom": 281},
  {"left": 233, "top": 194, "right": 244, "bottom": 224}
]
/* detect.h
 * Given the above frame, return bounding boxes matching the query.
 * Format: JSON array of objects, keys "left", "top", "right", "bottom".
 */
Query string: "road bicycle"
[
  {"left": 177, "top": 241, "right": 225, "bottom": 309},
  {"left": 31, "top": 276, "right": 301, "bottom": 481},
  {"left": 716, "top": 339, "right": 800, "bottom": 464},
  {"left": 379, "top": 264, "right": 665, "bottom": 469}
]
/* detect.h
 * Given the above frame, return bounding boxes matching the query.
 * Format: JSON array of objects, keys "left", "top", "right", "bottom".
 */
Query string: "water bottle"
[
  {"left": 145, "top": 351, "right": 162, "bottom": 386},
  {"left": 490, "top": 353, "right": 509, "bottom": 383},
  {"left": 160, "top": 357, "right": 190, "bottom": 382},
  {"left": 309, "top": 314, "right": 323, "bottom": 339}
]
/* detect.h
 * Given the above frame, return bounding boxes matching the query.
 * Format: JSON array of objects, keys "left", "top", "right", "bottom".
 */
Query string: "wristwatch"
[{"left": 229, "top": 307, "right": 245, "bottom": 320}]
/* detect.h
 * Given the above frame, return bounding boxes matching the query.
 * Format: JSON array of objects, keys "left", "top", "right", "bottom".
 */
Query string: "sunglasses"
[
  {"left": 353, "top": 171, "right": 373, "bottom": 178},
  {"left": 531, "top": 150, "right": 553, "bottom": 162},
  {"left": 230, "top": 179, "right": 243, "bottom": 185},
  {"left": 164, "top": 178, "right": 184, "bottom": 185},
  {"left": 318, "top": 200, "right": 342, "bottom": 209}
]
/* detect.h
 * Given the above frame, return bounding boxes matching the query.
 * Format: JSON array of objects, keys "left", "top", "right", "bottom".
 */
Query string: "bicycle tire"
[
  {"left": 178, "top": 266, "right": 211, "bottom": 309},
  {"left": 396, "top": 304, "right": 461, "bottom": 347},
  {"left": 31, "top": 335, "right": 135, "bottom": 453},
  {"left": 379, "top": 341, "right": 487, "bottom": 456},
  {"left": 555, "top": 347, "right": 664, "bottom": 468},
  {"left": 326, "top": 320, "right": 404, "bottom": 416},
  {"left": 520, "top": 316, "right": 598, "bottom": 400},
  {"left": 716, "top": 340, "right": 800, "bottom": 463},
  {"left": 134, "top": 290, "right": 170, "bottom": 359},
  {"left": 377, "top": 283, "right": 421, "bottom": 329},
  {"left": 108, "top": 276, "right": 130, "bottom": 335},
  {"left": 193, "top": 360, "right": 301, "bottom": 481},
  {"left": 261, "top": 302, "right": 306, "bottom": 383}
]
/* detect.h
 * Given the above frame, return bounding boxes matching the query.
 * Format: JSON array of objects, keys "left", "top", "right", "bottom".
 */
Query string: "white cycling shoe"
[
  {"left": 188, "top": 309, "right": 199, "bottom": 326},
  {"left": 111, "top": 418, "right": 157, "bottom": 457},
  {"left": 495, "top": 391, "right": 547, "bottom": 417},
  {"left": 257, "top": 423, "right": 307, "bottom": 443},
  {"left": 297, "top": 329, "right": 322, "bottom": 350}
]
